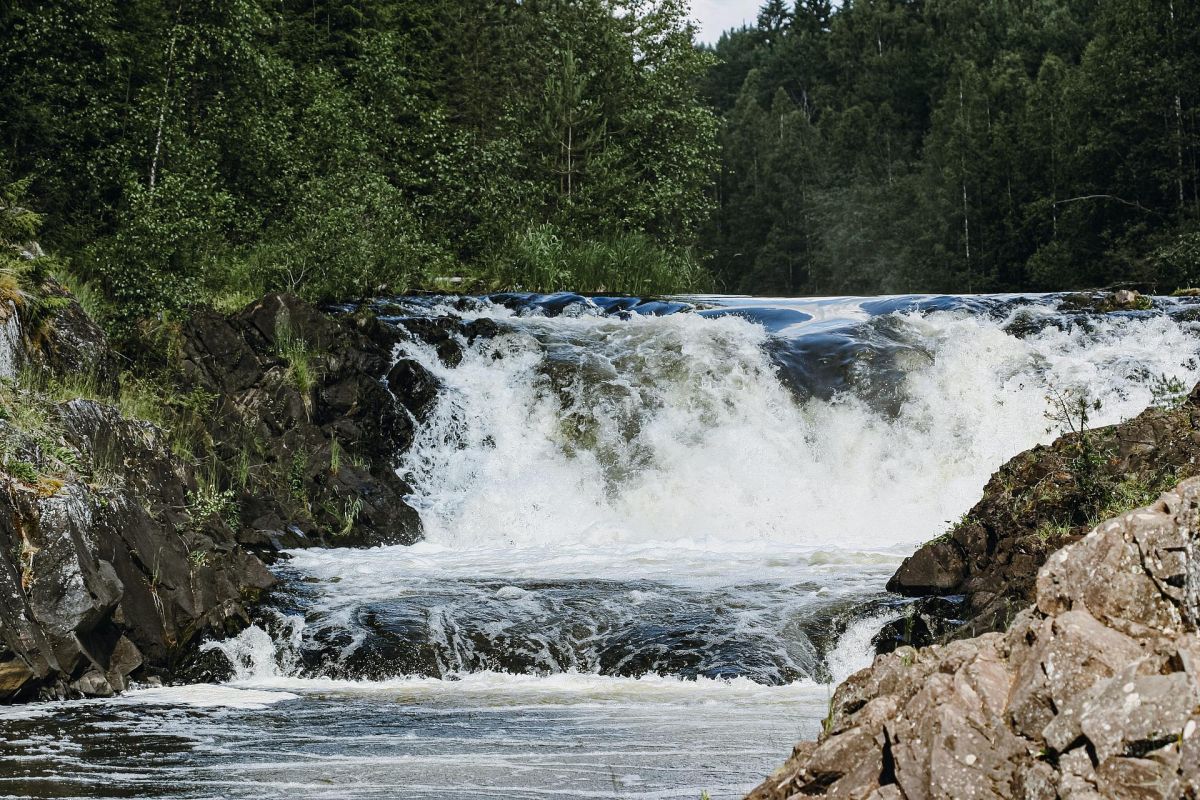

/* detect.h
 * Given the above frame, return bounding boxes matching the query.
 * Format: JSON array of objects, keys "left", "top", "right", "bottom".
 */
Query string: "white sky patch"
[{"left": 691, "top": 0, "right": 762, "bottom": 44}]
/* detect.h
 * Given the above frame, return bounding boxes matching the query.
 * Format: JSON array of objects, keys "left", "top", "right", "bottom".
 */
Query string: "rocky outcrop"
[
  {"left": 1, "top": 292, "right": 273, "bottom": 701},
  {"left": 886, "top": 385, "right": 1200, "bottom": 642},
  {"left": 180, "top": 293, "right": 428, "bottom": 549},
  {"left": 749, "top": 478, "right": 1200, "bottom": 800}
]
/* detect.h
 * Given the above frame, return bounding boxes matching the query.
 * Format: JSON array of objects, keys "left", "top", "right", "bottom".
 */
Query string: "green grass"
[
  {"left": 274, "top": 317, "right": 319, "bottom": 398},
  {"left": 50, "top": 268, "right": 108, "bottom": 325},
  {"left": 1033, "top": 520, "right": 1074, "bottom": 542}
]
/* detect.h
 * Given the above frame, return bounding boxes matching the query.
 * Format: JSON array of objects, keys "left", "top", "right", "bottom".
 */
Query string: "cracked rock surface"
[{"left": 748, "top": 478, "right": 1200, "bottom": 800}]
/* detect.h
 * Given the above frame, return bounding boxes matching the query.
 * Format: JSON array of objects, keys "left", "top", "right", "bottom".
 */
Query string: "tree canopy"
[
  {"left": 704, "top": 0, "right": 1200, "bottom": 295},
  {"left": 3, "top": 0, "right": 1199, "bottom": 320}
]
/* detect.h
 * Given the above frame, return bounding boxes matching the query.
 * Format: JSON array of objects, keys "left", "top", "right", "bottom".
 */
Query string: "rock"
[
  {"left": 747, "top": 477, "right": 1200, "bottom": 799},
  {"left": 181, "top": 293, "right": 424, "bottom": 549},
  {"left": 887, "top": 540, "right": 966, "bottom": 595},
  {"left": 386, "top": 358, "right": 441, "bottom": 419},
  {"left": 873, "top": 596, "right": 966, "bottom": 653},
  {"left": 395, "top": 317, "right": 465, "bottom": 365},
  {"left": 0, "top": 301, "right": 275, "bottom": 701},
  {"left": 1059, "top": 290, "right": 1152, "bottom": 313},
  {"left": 887, "top": 383, "right": 1200, "bottom": 642}
]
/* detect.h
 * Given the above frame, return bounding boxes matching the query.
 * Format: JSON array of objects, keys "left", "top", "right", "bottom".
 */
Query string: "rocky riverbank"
[
  {"left": 0, "top": 278, "right": 452, "bottom": 700},
  {"left": 882, "top": 382, "right": 1200, "bottom": 647},
  {"left": 749, "top": 476, "right": 1200, "bottom": 799},
  {"left": 749, "top": 381, "right": 1200, "bottom": 799}
]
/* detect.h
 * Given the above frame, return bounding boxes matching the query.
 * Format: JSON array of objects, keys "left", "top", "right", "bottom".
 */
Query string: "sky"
[{"left": 690, "top": 0, "right": 762, "bottom": 44}]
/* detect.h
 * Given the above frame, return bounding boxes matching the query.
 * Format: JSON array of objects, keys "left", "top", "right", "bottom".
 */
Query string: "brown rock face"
[
  {"left": 887, "top": 385, "right": 1200, "bottom": 640},
  {"left": 747, "top": 478, "right": 1200, "bottom": 800}
]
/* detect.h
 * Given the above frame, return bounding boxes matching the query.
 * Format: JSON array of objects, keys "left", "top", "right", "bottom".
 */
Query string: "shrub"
[{"left": 490, "top": 224, "right": 712, "bottom": 295}]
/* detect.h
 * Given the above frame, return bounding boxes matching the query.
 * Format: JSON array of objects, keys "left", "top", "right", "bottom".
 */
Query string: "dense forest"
[
  {"left": 2, "top": 0, "right": 1200, "bottom": 326},
  {"left": 704, "top": 0, "right": 1200, "bottom": 295},
  {"left": 0, "top": 0, "right": 716, "bottom": 327}
]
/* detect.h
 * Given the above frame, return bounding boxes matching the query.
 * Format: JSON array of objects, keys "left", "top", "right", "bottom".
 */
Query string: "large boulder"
[{"left": 747, "top": 478, "right": 1200, "bottom": 799}]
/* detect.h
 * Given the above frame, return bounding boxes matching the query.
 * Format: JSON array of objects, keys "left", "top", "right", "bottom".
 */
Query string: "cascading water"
[{"left": 4, "top": 293, "right": 1200, "bottom": 800}]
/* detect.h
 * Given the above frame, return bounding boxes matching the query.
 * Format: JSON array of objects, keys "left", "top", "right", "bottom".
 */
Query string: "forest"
[{"left": 2, "top": 0, "right": 1199, "bottom": 326}]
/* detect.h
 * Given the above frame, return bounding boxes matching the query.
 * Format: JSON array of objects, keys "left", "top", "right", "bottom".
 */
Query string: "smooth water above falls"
[{"left": 5, "top": 293, "right": 1200, "bottom": 799}]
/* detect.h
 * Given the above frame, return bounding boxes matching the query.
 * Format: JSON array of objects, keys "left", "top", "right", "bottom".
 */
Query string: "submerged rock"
[{"left": 748, "top": 478, "right": 1200, "bottom": 799}]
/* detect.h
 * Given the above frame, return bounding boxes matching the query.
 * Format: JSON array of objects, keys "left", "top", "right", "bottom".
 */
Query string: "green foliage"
[
  {"left": 6, "top": 459, "right": 39, "bottom": 484},
  {"left": 329, "top": 437, "right": 341, "bottom": 476},
  {"left": 1150, "top": 373, "right": 1189, "bottom": 409},
  {"left": 332, "top": 495, "right": 364, "bottom": 537},
  {"left": 490, "top": 225, "right": 711, "bottom": 295},
  {"left": 274, "top": 317, "right": 318, "bottom": 399},
  {"left": 288, "top": 447, "right": 310, "bottom": 507},
  {"left": 187, "top": 470, "right": 238, "bottom": 528},
  {"left": 704, "top": 0, "right": 1200, "bottom": 295},
  {"left": 1034, "top": 520, "right": 1073, "bottom": 542},
  {"left": 1044, "top": 386, "right": 1108, "bottom": 518},
  {"left": 0, "top": 0, "right": 717, "bottom": 322}
]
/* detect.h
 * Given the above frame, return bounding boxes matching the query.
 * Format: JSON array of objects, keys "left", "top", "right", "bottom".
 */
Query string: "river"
[{"left": 3, "top": 293, "right": 1198, "bottom": 799}]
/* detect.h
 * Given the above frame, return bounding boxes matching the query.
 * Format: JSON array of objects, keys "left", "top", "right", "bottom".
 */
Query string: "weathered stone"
[
  {"left": 70, "top": 669, "right": 114, "bottom": 698},
  {"left": 1007, "top": 609, "right": 1142, "bottom": 745},
  {"left": 1095, "top": 747, "right": 1182, "bottom": 800},
  {"left": 1, "top": 309, "right": 277, "bottom": 701},
  {"left": 748, "top": 478, "right": 1200, "bottom": 800},
  {"left": 887, "top": 540, "right": 967, "bottom": 595},
  {"left": 1078, "top": 671, "right": 1192, "bottom": 762}
]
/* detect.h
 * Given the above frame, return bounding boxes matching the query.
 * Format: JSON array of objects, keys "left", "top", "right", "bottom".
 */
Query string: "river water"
[{"left": 3, "top": 294, "right": 1199, "bottom": 799}]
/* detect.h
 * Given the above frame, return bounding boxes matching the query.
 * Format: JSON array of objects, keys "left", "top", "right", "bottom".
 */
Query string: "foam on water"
[
  {"left": 8, "top": 296, "right": 1199, "bottom": 800},
  {"left": 250, "top": 300, "right": 1200, "bottom": 687}
]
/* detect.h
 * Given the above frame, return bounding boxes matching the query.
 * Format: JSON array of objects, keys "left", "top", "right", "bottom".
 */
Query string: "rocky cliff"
[
  {"left": 882, "top": 386, "right": 1200, "bottom": 646},
  {"left": 0, "top": 286, "right": 275, "bottom": 700},
  {"left": 749, "top": 477, "right": 1200, "bottom": 799},
  {"left": 0, "top": 283, "right": 452, "bottom": 700}
]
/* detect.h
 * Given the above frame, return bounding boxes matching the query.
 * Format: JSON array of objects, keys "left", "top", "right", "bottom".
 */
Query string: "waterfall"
[{"left": 217, "top": 294, "right": 1200, "bottom": 685}]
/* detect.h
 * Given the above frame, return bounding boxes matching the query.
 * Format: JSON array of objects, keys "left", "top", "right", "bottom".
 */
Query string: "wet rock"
[
  {"left": 1059, "top": 290, "right": 1153, "bottom": 313},
  {"left": 395, "top": 317, "right": 465, "bottom": 365},
  {"left": 747, "top": 478, "right": 1200, "bottom": 799},
  {"left": 386, "top": 358, "right": 441, "bottom": 419},
  {"left": 0, "top": 286, "right": 280, "bottom": 702},
  {"left": 873, "top": 596, "right": 966, "bottom": 653}
]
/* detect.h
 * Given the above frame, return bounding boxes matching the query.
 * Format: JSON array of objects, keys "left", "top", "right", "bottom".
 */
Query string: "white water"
[
  {"left": 395, "top": 305, "right": 1197, "bottom": 558},
  {"left": 215, "top": 298, "right": 1200, "bottom": 691},
  {"left": 7, "top": 296, "right": 1200, "bottom": 799}
]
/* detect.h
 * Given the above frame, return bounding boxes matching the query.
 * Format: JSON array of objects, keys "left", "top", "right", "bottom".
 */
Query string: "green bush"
[{"left": 490, "top": 224, "right": 712, "bottom": 295}]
